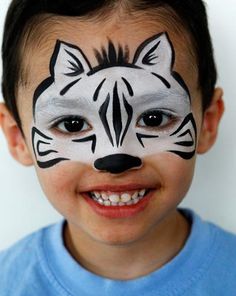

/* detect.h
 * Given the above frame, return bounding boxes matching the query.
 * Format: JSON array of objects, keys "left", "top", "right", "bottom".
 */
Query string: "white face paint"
[{"left": 31, "top": 32, "right": 197, "bottom": 173}]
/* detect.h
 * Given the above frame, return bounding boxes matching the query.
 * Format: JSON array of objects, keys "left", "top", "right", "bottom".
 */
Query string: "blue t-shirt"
[{"left": 0, "top": 209, "right": 236, "bottom": 296}]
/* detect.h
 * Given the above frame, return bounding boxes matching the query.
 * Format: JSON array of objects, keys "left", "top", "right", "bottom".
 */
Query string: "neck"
[{"left": 64, "top": 210, "right": 190, "bottom": 280}]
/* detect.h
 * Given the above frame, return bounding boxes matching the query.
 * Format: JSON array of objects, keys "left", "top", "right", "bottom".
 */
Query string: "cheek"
[
  {"left": 146, "top": 153, "right": 195, "bottom": 204},
  {"left": 34, "top": 162, "right": 86, "bottom": 211}
]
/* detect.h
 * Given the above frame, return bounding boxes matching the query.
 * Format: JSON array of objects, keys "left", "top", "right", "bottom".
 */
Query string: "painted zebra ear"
[
  {"left": 133, "top": 32, "right": 174, "bottom": 73},
  {"left": 50, "top": 40, "right": 91, "bottom": 80}
]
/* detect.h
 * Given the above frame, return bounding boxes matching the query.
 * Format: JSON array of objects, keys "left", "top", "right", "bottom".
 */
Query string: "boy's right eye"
[{"left": 53, "top": 116, "right": 91, "bottom": 134}]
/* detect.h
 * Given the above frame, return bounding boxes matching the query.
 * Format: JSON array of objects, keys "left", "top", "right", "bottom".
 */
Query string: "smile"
[
  {"left": 81, "top": 184, "right": 156, "bottom": 219},
  {"left": 89, "top": 189, "right": 149, "bottom": 206}
]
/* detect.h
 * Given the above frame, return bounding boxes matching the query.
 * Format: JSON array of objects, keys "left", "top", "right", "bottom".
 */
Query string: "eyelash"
[
  {"left": 137, "top": 109, "right": 178, "bottom": 130},
  {"left": 51, "top": 115, "right": 91, "bottom": 134}
]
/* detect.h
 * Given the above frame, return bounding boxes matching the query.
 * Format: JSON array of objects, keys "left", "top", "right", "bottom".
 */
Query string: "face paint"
[{"left": 31, "top": 32, "right": 197, "bottom": 173}]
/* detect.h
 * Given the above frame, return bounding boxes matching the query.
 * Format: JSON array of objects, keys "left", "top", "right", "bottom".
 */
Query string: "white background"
[{"left": 0, "top": 0, "right": 236, "bottom": 251}]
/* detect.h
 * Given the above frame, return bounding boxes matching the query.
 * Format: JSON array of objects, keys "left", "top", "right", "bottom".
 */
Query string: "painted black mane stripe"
[
  {"left": 99, "top": 95, "right": 114, "bottom": 146},
  {"left": 73, "top": 135, "right": 97, "bottom": 154}
]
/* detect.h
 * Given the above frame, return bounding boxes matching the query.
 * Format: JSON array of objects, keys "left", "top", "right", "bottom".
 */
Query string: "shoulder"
[
  {"left": 0, "top": 223, "right": 59, "bottom": 295},
  {"left": 190, "top": 211, "right": 236, "bottom": 293},
  {"left": 209, "top": 222, "right": 236, "bottom": 269}
]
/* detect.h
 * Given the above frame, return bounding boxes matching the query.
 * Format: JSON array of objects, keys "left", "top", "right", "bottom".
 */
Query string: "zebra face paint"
[{"left": 31, "top": 32, "right": 197, "bottom": 173}]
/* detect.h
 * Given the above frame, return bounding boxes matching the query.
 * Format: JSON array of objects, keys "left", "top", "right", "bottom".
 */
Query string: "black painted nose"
[{"left": 94, "top": 154, "right": 142, "bottom": 174}]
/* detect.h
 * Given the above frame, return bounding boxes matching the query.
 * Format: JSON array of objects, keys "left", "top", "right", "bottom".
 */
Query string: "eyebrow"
[{"left": 36, "top": 97, "right": 87, "bottom": 112}]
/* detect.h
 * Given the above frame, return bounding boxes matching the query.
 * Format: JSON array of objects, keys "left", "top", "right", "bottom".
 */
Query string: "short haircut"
[{"left": 1, "top": 0, "right": 217, "bottom": 130}]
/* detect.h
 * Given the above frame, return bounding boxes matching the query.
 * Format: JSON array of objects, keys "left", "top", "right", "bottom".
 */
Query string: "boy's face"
[{"left": 17, "top": 16, "right": 202, "bottom": 244}]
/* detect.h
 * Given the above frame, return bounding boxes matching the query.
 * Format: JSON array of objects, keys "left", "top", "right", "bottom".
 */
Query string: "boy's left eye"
[
  {"left": 53, "top": 116, "right": 90, "bottom": 134},
  {"left": 137, "top": 110, "right": 175, "bottom": 129}
]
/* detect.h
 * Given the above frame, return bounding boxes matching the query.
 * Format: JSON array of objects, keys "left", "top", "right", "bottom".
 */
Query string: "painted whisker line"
[
  {"left": 174, "top": 141, "right": 194, "bottom": 147},
  {"left": 73, "top": 135, "right": 97, "bottom": 154},
  {"left": 36, "top": 140, "right": 58, "bottom": 157},
  {"left": 136, "top": 134, "right": 159, "bottom": 148},
  {"left": 37, "top": 158, "right": 69, "bottom": 169}
]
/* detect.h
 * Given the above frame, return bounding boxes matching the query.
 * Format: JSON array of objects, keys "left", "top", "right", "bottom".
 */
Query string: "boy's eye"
[
  {"left": 54, "top": 116, "right": 90, "bottom": 134},
  {"left": 137, "top": 110, "right": 175, "bottom": 129}
]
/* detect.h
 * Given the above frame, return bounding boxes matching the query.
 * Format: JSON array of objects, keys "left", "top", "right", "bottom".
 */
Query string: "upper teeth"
[{"left": 90, "top": 189, "right": 147, "bottom": 206}]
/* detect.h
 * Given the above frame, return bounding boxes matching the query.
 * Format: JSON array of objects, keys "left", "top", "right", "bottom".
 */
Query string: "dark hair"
[{"left": 1, "top": 0, "right": 217, "bottom": 130}]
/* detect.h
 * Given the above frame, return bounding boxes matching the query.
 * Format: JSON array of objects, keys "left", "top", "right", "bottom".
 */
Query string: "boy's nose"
[{"left": 94, "top": 154, "right": 142, "bottom": 174}]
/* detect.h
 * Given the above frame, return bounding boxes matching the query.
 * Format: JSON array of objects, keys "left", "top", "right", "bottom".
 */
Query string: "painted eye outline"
[
  {"left": 50, "top": 115, "right": 92, "bottom": 135},
  {"left": 136, "top": 108, "right": 179, "bottom": 131}
]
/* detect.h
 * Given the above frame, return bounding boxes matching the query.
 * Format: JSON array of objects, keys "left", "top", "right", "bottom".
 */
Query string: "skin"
[{"left": 0, "top": 13, "right": 224, "bottom": 280}]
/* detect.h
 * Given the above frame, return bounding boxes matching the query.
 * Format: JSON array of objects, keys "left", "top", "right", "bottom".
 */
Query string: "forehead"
[{"left": 18, "top": 15, "right": 198, "bottom": 108}]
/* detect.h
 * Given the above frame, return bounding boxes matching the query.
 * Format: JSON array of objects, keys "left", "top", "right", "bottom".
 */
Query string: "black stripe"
[
  {"left": 99, "top": 95, "right": 114, "bottom": 146},
  {"left": 113, "top": 82, "right": 123, "bottom": 146},
  {"left": 121, "top": 77, "right": 134, "bottom": 97},
  {"left": 120, "top": 95, "right": 133, "bottom": 146},
  {"left": 168, "top": 150, "right": 195, "bottom": 160},
  {"left": 32, "top": 127, "right": 52, "bottom": 159},
  {"left": 172, "top": 71, "right": 191, "bottom": 100},
  {"left": 136, "top": 134, "right": 159, "bottom": 148},
  {"left": 73, "top": 135, "right": 97, "bottom": 154},
  {"left": 177, "top": 129, "right": 193, "bottom": 139},
  {"left": 36, "top": 140, "right": 58, "bottom": 157},
  {"left": 60, "top": 78, "right": 81, "bottom": 96},
  {"left": 32, "top": 127, "right": 53, "bottom": 141},
  {"left": 37, "top": 158, "right": 69, "bottom": 169},
  {"left": 33, "top": 77, "right": 54, "bottom": 119},
  {"left": 174, "top": 141, "right": 194, "bottom": 147},
  {"left": 142, "top": 41, "right": 161, "bottom": 65},
  {"left": 93, "top": 79, "right": 106, "bottom": 101},
  {"left": 87, "top": 64, "right": 141, "bottom": 76},
  {"left": 65, "top": 49, "right": 84, "bottom": 74},
  {"left": 151, "top": 72, "right": 171, "bottom": 89},
  {"left": 170, "top": 113, "right": 197, "bottom": 137}
]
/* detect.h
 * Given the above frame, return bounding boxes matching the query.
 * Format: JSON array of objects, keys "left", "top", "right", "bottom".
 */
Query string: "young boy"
[{"left": 0, "top": 0, "right": 235, "bottom": 295}]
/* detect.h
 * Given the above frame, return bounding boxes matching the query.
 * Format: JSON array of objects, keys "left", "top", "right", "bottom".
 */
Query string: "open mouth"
[{"left": 87, "top": 189, "right": 151, "bottom": 207}]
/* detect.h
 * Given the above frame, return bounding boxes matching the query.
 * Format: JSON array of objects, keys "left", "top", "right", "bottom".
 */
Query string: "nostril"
[{"left": 94, "top": 154, "right": 142, "bottom": 174}]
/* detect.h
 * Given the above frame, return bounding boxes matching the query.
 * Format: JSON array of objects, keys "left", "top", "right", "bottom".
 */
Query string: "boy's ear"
[
  {"left": 197, "top": 88, "right": 225, "bottom": 154},
  {"left": 0, "top": 103, "right": 33, "bottom": 166}
]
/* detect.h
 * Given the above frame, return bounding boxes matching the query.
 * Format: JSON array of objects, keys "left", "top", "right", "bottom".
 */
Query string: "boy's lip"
[
  {"left": 81, "top": 189, "right": 155, "bottom": 219},
  {"left": 79, "top": 183, "right": 155, "bottom": 193},
  {"left": 79, "top": 183, "right": 158, "bottom": 219}
]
